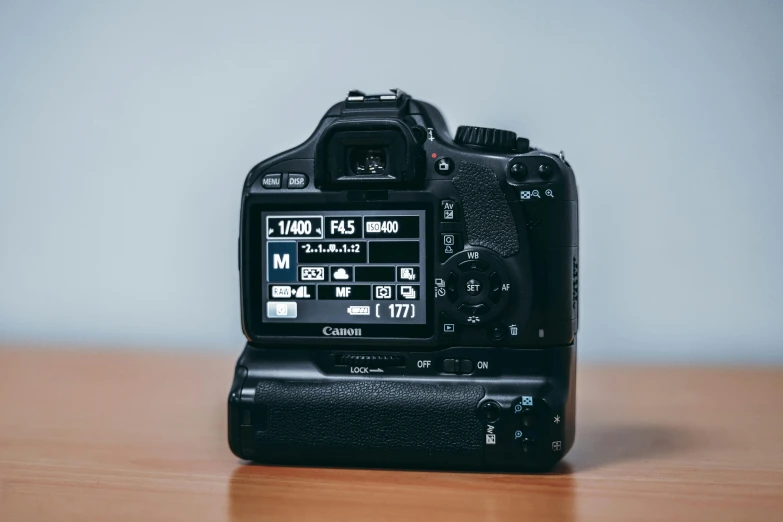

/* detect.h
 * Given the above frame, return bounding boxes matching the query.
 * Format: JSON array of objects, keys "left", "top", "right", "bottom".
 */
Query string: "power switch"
[
  {"left": 441, "top": 358, "right": 474, "bottom": 375},
  {"left": 442, "top": 359, "right": 458, "bottom": 374}
]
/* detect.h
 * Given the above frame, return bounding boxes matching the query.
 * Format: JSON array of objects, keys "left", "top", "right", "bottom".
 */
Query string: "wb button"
[{"left": 267, "top": 241, "right": 297, "bottom": 282}]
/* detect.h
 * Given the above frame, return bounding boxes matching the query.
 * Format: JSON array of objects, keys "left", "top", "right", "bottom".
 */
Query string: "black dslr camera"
[{"left": 228, "top": 90, "right": 578, "bottom": 471}]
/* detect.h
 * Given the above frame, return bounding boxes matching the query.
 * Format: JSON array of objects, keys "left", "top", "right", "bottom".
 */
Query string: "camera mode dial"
[
  {"left": 441, "top": 248, "right": 512, "bottom": 326},
  {"left": 454, "top": 126, "right": 517, "bottom": 152}
]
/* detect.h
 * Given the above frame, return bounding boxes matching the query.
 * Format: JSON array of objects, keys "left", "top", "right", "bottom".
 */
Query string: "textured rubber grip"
[
  {"left": 254, "top": 380, "right": 486, "bottom": 452},
  {"left": 452, "top": 161, "right": 520, "bottom": 257}
]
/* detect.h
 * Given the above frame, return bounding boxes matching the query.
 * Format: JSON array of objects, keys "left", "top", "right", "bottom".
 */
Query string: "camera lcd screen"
[{"left": 261, "top": 210, "right": 427, "bottom": 326}]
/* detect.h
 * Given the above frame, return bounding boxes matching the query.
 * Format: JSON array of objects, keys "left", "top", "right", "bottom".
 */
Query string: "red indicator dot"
[{"left": 431, "top": 153, "right": 437, "bottom": 159}]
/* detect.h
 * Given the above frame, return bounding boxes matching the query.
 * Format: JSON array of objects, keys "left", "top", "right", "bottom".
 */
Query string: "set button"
[{"left": 465, "top": 279, "right": 482, "bottom": 296}]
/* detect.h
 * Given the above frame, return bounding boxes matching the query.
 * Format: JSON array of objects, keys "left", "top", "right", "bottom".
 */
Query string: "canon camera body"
[{"left": 228, "top": 90, "right": 578, "bottom": 471}]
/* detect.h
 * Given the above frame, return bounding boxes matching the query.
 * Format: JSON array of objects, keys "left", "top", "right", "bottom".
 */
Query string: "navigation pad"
[{"left": 440, "top": 248, "right": 512, "bottom": 325}]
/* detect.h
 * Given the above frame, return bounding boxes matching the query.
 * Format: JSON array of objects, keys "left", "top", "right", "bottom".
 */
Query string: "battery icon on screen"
[{"left": 347, "top": 306, "right": 371, "bottom": 316}]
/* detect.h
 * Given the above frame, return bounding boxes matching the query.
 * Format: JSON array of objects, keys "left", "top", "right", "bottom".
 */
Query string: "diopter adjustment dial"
[{"left": 454, "top": 126, "right": 517, "bottom": 152}]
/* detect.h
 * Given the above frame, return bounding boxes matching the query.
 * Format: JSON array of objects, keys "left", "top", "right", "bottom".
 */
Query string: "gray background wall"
[{"left": 1, "top": 1, "right": 781, "bottom": 362}]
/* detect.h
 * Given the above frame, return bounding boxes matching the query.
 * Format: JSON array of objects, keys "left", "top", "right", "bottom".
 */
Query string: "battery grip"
[{"left": 228, "top": 342, "right": 576, "bottom": 471}]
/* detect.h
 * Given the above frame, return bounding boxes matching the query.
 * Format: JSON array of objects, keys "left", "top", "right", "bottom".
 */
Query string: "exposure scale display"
[{"left": 261, "top": 210, "right": 427, "bottom": 325}]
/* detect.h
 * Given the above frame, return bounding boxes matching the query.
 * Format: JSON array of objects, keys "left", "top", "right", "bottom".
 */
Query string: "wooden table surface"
[{"left": 0, "top": 347, "right": 781, "bottom": 521}]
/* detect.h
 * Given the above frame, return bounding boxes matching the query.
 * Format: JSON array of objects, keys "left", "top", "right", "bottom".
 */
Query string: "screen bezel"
[{"left": 243, "top": 201, "right": 434, "bottom": 340}]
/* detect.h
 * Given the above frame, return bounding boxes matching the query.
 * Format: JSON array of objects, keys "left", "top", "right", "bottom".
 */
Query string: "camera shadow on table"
[
  {"left": 226, "top": 421, "right": 696, "bottom": 521},
  {"left": 565, "top": 422, "right": 698, "bottom": 472}
]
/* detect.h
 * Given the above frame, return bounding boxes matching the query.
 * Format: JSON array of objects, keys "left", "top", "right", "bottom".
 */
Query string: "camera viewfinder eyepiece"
[{"left": 314, "top": 90, "right": 424, "bottom": 189}]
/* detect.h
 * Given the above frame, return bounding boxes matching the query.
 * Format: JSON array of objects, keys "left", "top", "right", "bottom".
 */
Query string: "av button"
[{"left": 441, "top": 200, "right": 458, "bottom": 221}]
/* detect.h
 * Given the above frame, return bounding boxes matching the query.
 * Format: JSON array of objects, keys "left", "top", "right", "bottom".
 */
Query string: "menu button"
[{"left": 261, "top": 173, "right": 282, "bottom": 189}]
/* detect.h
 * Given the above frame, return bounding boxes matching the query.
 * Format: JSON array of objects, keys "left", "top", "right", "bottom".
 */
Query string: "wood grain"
[{"left": 0, "top": 346, "right": 781, "bottom": 521}]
